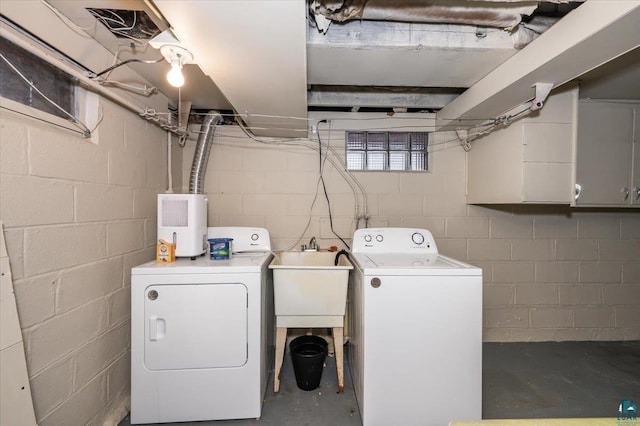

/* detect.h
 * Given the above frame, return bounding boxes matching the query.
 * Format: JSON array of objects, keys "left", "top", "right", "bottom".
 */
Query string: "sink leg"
[
  {"left": 332, "top": 327, "right": 344, "bottom": 393},
  {"left": 274, "top": 327, "right": 287, "bottom": 393}
]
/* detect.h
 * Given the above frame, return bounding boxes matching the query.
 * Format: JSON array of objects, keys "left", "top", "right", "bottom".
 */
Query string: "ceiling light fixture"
[
  {"left": 150, "top": 30, "right": 194, "bottom": 89},
  {"left": 160, "top": 45, "right": 193, "bottom": 88}
]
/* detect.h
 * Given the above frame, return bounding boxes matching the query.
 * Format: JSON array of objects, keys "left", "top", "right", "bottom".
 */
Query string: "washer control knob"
[
  {"left": 251, "top": 233, "right": 259, "bottom": 241},
  {"left": 364, "top": 234, "right": 372, "bottom": 243},
  {"left": 148, "top": 290, "right": 158, "bottom": 301},
  {"left": 371, "top": 277, "right": 381, "bottom": 288},
  {"left": 411, "top": 232, "right": 425, "bottom": 245},
  {"left": 376, "top": 234, "right": 384, "bottom": 242}
]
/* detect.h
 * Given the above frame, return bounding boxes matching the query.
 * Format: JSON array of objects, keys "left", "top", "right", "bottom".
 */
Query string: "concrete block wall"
[
  {"left": 0, "top": 100, "right": 177, "bottom": 425},
  {"left": 183, "top": 112, "right": 640, "bottom": 342}
]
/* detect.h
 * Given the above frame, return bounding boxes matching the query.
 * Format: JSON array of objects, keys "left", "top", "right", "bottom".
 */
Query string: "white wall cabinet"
[
  {"left": 574, "top": 101, "right": 640, "bottom": 207},
  {"left": 466, "top": 85, "right": 577, "bottom": 204},
  {"left": 466, "top": 86, "right": 640, "bottom": 208}
]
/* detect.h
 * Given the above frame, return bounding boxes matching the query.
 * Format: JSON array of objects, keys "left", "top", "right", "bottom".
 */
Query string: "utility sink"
[
  {"left": 270, "top": 250, "right": 353, "bottom": 394},
  {"left": 269, "top": 251, "right": 353, "bottom": 327}
]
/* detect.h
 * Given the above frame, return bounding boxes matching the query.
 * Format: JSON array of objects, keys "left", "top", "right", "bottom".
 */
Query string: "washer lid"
[
  {"left": 353, "top": 253, "right": 482, "bottom": 276},
  {"left": 367, "top": 253, "right": 459, "bottom": 268},
  {"left": 363, "top": 253, "right": 462, "bottom": 268}
]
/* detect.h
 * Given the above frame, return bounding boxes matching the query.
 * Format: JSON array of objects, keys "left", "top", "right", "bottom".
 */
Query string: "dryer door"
[{"left": 144, "top": 283, "right": 247, "bottom": 370}]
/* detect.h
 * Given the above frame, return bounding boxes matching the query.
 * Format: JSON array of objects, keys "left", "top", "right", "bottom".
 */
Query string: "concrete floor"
[
  {"left": 121, "top": 349, "right": 361, "bottom": 426},
  {"left": 120, "top": 341, "right": 640, "bottom": 425},
  {"left": 483, "top": 341, "right": 640, "bottom": 420}
]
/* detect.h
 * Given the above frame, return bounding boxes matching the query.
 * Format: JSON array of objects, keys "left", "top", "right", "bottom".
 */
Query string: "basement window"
[
  {"left": 0, "top": 31, "right": 100, "bottom": 141},
  {"left": 0, "top": 36, "right": 76, "bottom": 121},
  {"left": 346, "top": 131, "right": 429, "bottom": 171}
]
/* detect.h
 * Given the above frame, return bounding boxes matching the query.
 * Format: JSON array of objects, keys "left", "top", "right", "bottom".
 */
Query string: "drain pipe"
[{"left": 189, "top": 111, "right": 223, "bottom": 194}]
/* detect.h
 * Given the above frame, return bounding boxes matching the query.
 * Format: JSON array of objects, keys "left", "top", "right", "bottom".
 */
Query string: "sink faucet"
[{"left": 302, "top": 237, "right": 319, "bottom": 251}]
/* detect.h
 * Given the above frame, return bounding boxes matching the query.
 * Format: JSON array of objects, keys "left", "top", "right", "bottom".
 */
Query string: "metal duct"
[{"left": 189, "top": 111, "right": 223, "bottom": 194}]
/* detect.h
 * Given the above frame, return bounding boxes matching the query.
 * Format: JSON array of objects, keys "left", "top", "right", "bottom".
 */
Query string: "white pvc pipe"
[{"left": 166, "top": 131, "right": 174, "bottom": 193}]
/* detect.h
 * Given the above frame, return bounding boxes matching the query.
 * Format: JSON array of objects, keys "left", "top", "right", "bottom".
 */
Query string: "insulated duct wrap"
[{"left": 189, "top": 111, "right": 222, "bottom": 194}]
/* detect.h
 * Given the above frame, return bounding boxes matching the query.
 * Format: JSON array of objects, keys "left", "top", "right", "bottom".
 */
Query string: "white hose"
[
  {"left": 166, "top": 130, "right": 173, "bottom": 193},
  {"left": 234, "top": 119, "right": 368, "bottom": 221}
]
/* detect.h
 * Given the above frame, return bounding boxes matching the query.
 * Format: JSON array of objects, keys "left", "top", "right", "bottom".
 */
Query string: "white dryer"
[
  {"left": 130, "top": 227, "right": 273, "bottom": 424},
  {"left": 349, "top": 228, "right": 483, "bottom": 426}
]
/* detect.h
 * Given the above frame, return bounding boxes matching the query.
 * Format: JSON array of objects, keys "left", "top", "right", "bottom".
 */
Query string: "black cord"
[
  {"left": 316, "top": 121, "right": 351, "bottom": 250},
  {"left": 320, "top": 175, "right": 350, "bottom": 250},
  {"left": 317, "top": 119, "right": 327, "bottom": 172}
]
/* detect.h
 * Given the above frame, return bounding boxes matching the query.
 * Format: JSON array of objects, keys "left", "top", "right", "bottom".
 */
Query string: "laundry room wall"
[
  {"left": 0, "top": 2, "right": 184, "bottom": 424},
  {"left": 0, "top": 100, "right": 177, "bottom": 424},
  {"left": 182, "top": 111, "right": 640, "bottom": 343}
]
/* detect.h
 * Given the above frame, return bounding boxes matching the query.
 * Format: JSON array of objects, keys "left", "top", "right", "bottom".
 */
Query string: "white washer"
[
  {"left": 349, "top": 228, "right": 483, "bottom": 426},
  {"left": 130, "top": 227, "right": 273, "bottom": 424}
]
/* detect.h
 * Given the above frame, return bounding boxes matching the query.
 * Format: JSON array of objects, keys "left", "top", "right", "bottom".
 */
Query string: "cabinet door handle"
[
  {"left": 634, "top": 186, "right": 640, "bottom": 202},
  {"left": 622, "top": 187, "right": 630, "bottom": 201},
  {"left": 574, "top": 184, "right": 582, "bottom": 201}
]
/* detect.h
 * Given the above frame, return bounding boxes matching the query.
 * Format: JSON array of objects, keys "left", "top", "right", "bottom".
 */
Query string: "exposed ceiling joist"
[
  {"left": 436, "top": 1, "right": 640, "bottom": 130},
  {"left": 308, "top": 87, "right": 461, "bottom": 110},
  {"left": 307, "top": 19, "right": 518, "bottom": 89}
]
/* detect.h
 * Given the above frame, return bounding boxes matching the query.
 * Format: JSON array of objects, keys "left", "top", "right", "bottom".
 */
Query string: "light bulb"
[{"left": 167, "top": 61, "right": 184, "bottom": 88}]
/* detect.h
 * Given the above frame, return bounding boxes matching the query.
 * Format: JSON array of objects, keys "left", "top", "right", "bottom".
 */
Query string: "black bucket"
[{"left": 290, "top": 335, "right": 328, "bottom": 391}]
